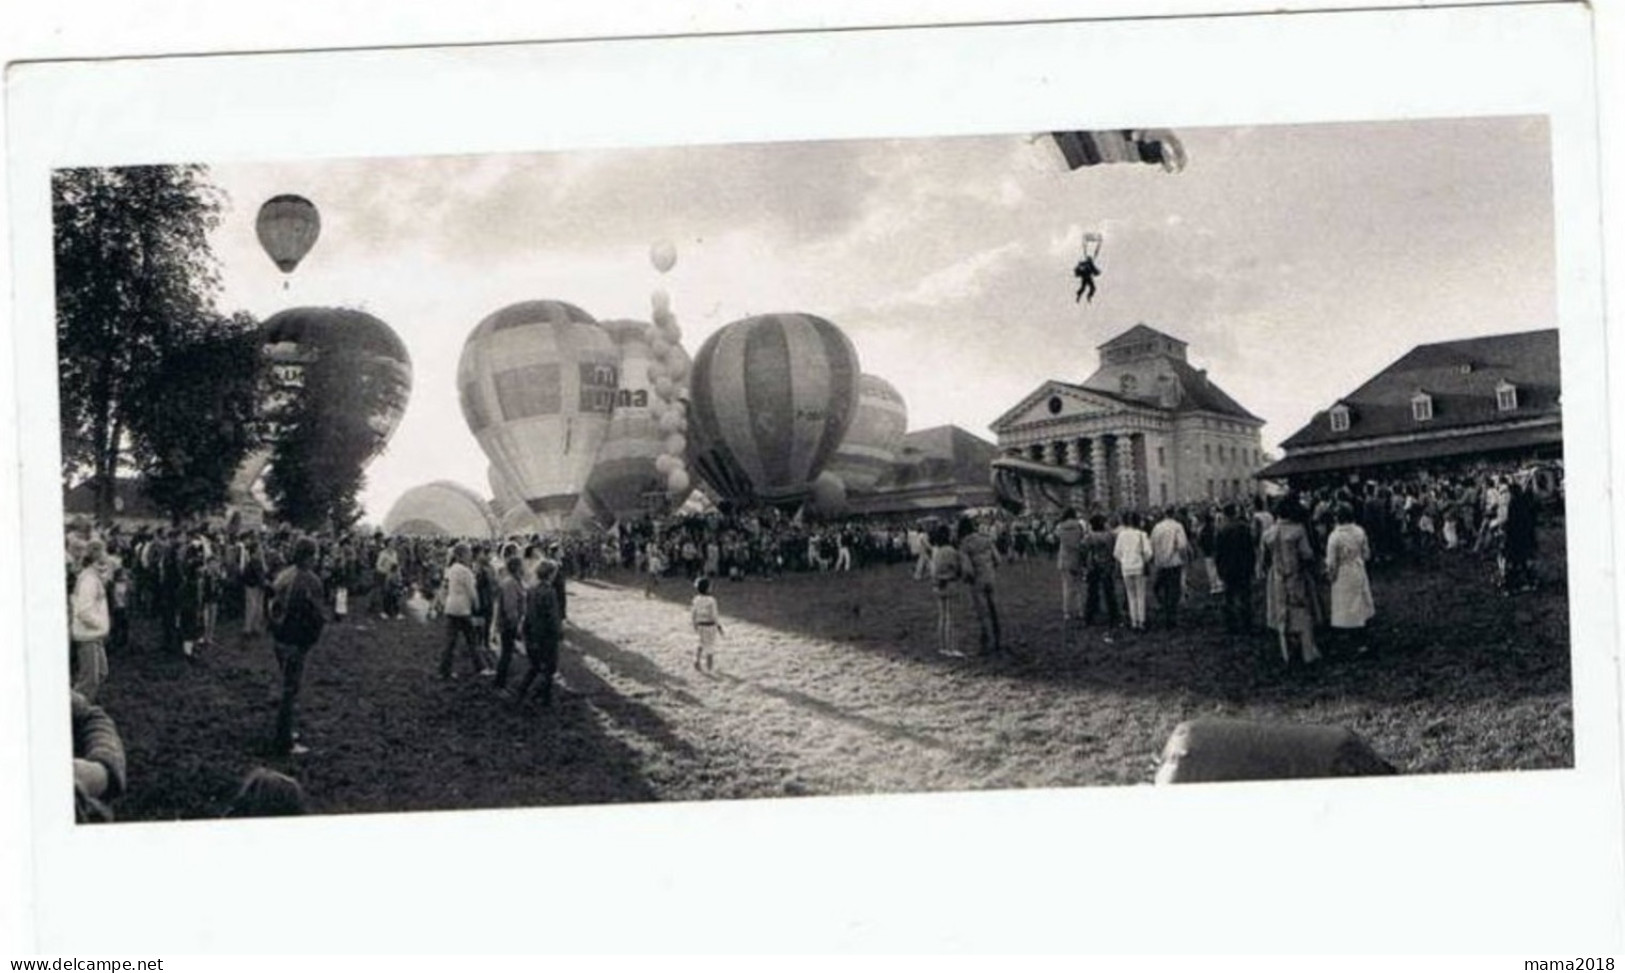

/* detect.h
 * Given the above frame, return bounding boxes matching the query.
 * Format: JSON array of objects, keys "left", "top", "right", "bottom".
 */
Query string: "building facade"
[
  {"left": 1259, "top": 329, "right": 1562, "bottom": 484},
  {"left": 989, "top": 324, "right": 1266, "bottom": 512}
]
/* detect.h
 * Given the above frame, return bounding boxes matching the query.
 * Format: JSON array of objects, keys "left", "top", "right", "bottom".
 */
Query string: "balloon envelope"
[
  {"left": 809, "top": 471, "right": 849, "bottom": 517},
  {"left": 459, "top": 300, "right": 619, "bottom": 519},
  {"left": 650, "top": 240, "right": 677, "bottom": 274},
  {"left": 686, "top": 312, "right": 860, "bottom": 505},
  {"left": 383, "top": 481, "right": 496, "bottom": 539},
  {"left": 255, "top": 194, "right": 321, "bottom": 274},
  {"left": 826, "top": 373, "right": 908, "bottom": 493},
  {"left": 582, "top": 319, "right": 671, "bottom": 525}
]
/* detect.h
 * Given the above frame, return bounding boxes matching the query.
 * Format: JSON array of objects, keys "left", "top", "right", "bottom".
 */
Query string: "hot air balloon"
[
  {"left": 458, "top": 300, "right": 619, "bottom": 523},
  {"left": 686, "top": 312, "right": 860, "bottom": 506},
  {"left": 383, "top": 481, "right": 496, "bottom": 539},
  {"left": 650, "top": 240, "right": 677, "bottom": 274},
  {"left": 581, "top": 320, "right": 678, "bottom": 525},
  {"left": 808, "top": 471, "right": 849, "bottom": 518},
  {"left": 255, "top": 194, "right": 321, "bottom": 277},
  {"left": 228, "top": 306, "right": 413, "bottom": 517},
  {"left": 488, "top": 463, "right": 524, "bottom": 515},
  {"left": 825, "top": 373, "right": 908, "bottom": 494}
]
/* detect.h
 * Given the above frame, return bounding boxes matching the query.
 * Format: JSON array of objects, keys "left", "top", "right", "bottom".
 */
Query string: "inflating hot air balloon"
[
  {"left": 383, "top": 481, "right": 496, "bottom": 539},
  {"left": 227, "top": 306, "right": 413, "bottom": 516},
  {"left": 580, "top": 319, "right": 675, "bottom": 525},
  {"left": 458, "top": 300, "right": 619, "bottom": 523},
  {"left": 255, "top": 194, "right": 321, "bottom": 278},
  {"left": 825, "top": 373, "right": 908, "bottom": 494},
  {"left": 687, "top": 312, "right": 860, "bottom": 506}
]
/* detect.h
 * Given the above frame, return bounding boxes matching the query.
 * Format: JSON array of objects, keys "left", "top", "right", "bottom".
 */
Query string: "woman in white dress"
[
  {"left": 1112, "top": 512, "right": 1153, "bottom": 632},
  {"left": 1325, "top": 503, "right": 1375, "bottom": 655}
]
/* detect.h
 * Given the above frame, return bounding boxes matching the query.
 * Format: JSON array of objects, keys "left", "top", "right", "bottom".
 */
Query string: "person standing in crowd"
[
  {"left": 515, "top": 560, "right": 563, "bottom": 708},
  {"left": 1149, "top": 507, "right": 1191, "bottom": 630},
  {"left": 268, "top": 537, "right": 326, "bottom": 756},
  {"left": 1213, "top": 503, "right": 1257, "bottom": 634},
  {"left": 1262, "top": 498, "right": 1321, "bottom": 666},
  {"left": 1196, "top": 509, "right": 1224, "bottom": 596},
  {"left": 928, "top": 523, "right": 964, "bottom": 658},
  {"left": 374, "top": 538, "right": 402, "bottom": 620},
  {"left": 108, "top": 565, "right": 132, "bottom": 655},
  {"left": 177, "top": 540, "right": 207, "bottom": 660},
  {"left": 493, "top": 555, "right": 527, "bottom": 693},
  {"left": 1054, "top": 507, "right": 1086, "bottom": 626},
  {"left": 957, "top": 516, "right": 1004, "bottom": 658},
  {"left": 438, "top": 542, "right": 488, "bottom": 680},
  {"left": 1113, "top": 512, "right": 1153, "bottom": 633},
  {"left": 909, "top": 524, "right": 932, "bottom": 581},
  {"left": 690, "top": 576, "right": 725, "bottom": 672},
  {"left": 200, "top": 551, "right": 223, "bottom": 649},
  {"left": 1501, "top": 481, "right": 1539, "bottom": 592},
  {"left": 1080, "top": 514, "right": 1120, "bottom": 639},
  {"left": 241, "top": 536, "right": 268, "bottom": 638},
  {"left": 1325, "top": 503, "right": 1375, "bottom": 655},
  {"left": 69, "top": 539, "right": 111, "bottom": 702}
]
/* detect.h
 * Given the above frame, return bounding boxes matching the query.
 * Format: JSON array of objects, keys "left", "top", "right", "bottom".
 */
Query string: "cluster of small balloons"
[{"left": 647, "top": 241, "right": 692, "bottom": 497}]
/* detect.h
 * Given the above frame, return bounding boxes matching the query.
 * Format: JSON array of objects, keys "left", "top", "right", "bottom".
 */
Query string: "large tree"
[
  {"left": 121, "top": 316, "right": 266, "bottom": 522},
  {"left": 54, "top": 165, "right": 262, "bottom": 521}
]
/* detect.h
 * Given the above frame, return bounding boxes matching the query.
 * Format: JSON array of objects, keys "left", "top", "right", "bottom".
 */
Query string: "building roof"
[
  {"left": 1098, "top": 322, "right": 1187, "bottom": 353},
  {"left": 1259, "top": 422, "right": 1562, "bottom": 479},
  {"left": 1280, "top": 329, "right": 1561, "bottom": 449},
  {"left": 62, "top": 477, "right": 165, "bottom": 521}
]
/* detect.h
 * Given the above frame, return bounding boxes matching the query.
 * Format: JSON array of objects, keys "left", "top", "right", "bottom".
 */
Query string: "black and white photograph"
[
  {"left": 5, "top": 0, "right": 1622, "bottom": 957},
  {"left": 51, "top": 117, "right": 1574, "bottom": 819}
]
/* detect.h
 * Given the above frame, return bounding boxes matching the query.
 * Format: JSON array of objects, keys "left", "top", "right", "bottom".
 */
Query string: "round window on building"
[{"left": 1047, "top": 395, "right": 1063, "bottom": 415}]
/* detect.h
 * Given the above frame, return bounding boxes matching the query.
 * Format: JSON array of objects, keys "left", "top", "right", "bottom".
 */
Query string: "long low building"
[
  {"left": 845, "top": 425, "right": 998, "bottom": 516},
  {"left": 1259, "top": 329, "right": 1562, "bottom": 484}
]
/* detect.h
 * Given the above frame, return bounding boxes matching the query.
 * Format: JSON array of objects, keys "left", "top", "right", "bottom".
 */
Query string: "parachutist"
[{"left": 1073, "top": 256, "right": 1101, "bottom": 303}]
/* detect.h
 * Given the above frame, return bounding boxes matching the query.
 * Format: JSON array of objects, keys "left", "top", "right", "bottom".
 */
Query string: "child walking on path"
[{"left": 691, "top": 577, "right": 724, "bottom": 672}]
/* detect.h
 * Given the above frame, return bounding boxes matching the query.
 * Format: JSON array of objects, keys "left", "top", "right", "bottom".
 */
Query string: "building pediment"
[{"left": 990, "top": 381, "right": 1146, "bottom": 433}]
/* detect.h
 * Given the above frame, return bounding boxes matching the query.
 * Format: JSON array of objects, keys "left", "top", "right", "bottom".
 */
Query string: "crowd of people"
[{"left": 61, "top": 460, "right": 1553, "bottom": 820}]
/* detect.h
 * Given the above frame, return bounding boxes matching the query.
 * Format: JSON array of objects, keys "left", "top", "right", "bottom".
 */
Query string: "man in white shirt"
[
  {"left": 1149, "top": 508, "right": 1191, "bottom": 629},
  {"left": 70, "top": 539, "right": 112, "bottom": 702},
  {"left": 438, "top": 543, "right": 489, "bottom": 680}
]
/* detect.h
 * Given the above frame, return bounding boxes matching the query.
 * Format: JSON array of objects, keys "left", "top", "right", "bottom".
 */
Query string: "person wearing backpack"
[{"left": 268, "top": 537, "right": 327, "bottom": 756}]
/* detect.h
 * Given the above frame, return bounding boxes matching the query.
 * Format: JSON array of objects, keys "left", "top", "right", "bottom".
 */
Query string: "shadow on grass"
[{"left": 98, "top": 614, "right": 672, "bottom": 821}]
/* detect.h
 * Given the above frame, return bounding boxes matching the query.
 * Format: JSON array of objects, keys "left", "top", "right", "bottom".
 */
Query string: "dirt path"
[{"left": 562, "top": 579, "right": 1025, "bottom": 799}]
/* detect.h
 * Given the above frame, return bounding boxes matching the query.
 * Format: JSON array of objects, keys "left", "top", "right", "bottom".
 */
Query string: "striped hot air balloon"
[
  {"left": 458, "top": 301, "right": 619, "bottom": 522},
  {"left": 687, "top": 312, "right": 861, "bottom": 505},
  {"left": 825, "top": 373, "right": 908, "bottom": 494},
  {"left": 255, "top": 194, "right": 321, "bottom": 274}
]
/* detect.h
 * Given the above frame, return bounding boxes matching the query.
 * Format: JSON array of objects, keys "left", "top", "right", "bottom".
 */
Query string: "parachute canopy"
[
  {"left": 459, "top": 300, "right": 619, "bottom": 519},
  {"left": 383, "top": 481, "right": 496, "bottom": 539},
  {"left": 255, "top": 194, "right": 321, "bottom": 274},
  {"left": 1050, "top": 129, "right": 1186, "bottom": 173},
  {"left": 686, "top": 312, "right": 860, "bottom": 506}
]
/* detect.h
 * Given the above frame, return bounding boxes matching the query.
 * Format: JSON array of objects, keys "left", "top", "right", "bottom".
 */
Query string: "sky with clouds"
[{"left": 206, "top": 115, "right": 1555, "bottom": 522}]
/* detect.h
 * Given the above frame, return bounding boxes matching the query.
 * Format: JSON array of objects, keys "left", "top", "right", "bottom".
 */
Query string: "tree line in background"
[{"left": 54, "top": 165, "right": 393, "bottom": 531}]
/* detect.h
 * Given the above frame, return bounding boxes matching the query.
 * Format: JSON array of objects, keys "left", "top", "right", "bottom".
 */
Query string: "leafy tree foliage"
[
  {"left": 53, "top": 165, "right": 263, "bottom": 521},
  {"left": 122, "top": 317, "right": 266, "bottom": 522}
]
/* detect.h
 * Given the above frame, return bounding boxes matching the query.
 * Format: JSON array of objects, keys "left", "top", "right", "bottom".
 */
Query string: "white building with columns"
[{"left": 989, "top": 324, "right": 1266, "bottom": 512}]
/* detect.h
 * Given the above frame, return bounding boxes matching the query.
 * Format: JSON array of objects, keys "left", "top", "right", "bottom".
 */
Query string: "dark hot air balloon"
[{"left": 255, "top": 194, "right": 321, "bottom": 276}]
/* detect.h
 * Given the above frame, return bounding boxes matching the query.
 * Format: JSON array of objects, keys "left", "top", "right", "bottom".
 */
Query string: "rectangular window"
[
  {"left": 1412, "top": 397, "right": 1433, "bottom": 422},
  {"left": 1204, "top": 443, "right": 1212, "bottom": 463},
  {"left": 1157, "top": 446, "right": 1166, "bottom": 468},
  {"left": 1497, "top": 386, "right": 1518, "bottom": 411},
  {"left": 1160, "top": 482, "right": 1169, "bottom": 504},
  {"left": 1330, "top": 408, "right": 1350, "bottom": 432},
  {"left": 1206, "top": 478, "right": 1215, "bottom": 498}
]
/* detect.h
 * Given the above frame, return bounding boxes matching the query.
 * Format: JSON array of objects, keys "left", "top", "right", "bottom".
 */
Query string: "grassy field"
[{"left": 94, "top": 524, "right": 1572, "bottom": 821}]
